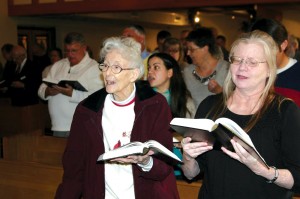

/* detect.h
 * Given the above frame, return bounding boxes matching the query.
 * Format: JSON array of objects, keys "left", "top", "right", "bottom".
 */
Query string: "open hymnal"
[
  {"left": 98, "top": 140, "right": 182, "bottom": 163},
  {"left": 170, "top": 117, "right": 269, "bottom": 168}
]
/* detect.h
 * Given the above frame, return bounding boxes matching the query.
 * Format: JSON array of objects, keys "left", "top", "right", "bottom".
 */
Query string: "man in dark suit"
[
  {"left": 0, "top": 44, "right": 17, "bottom": 96},
  {"left": 9, "top": 45, "right": 41, "bottom": 106}
]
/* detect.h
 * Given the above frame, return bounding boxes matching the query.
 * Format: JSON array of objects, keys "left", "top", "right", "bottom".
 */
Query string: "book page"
[
  {"left": 215, "top": 118, "right": 253, "bottom": 147},
  {"left": 98, "top": 143, "right": 145, "bottom": 161},
  {"left": 117, "top": 141, "right": 145, "bottom": 149},
  {"left": 170, "top": 118, "right": 216, "bottom": 132},
  {"left": 170, "top": 118, "right": 217, "bottom": 145},
  {"left": 98, "top": 140, "right": 181, "bottom": 163},
  {"left": 145, "top": 140, "right": 182, "bottom": 162}
]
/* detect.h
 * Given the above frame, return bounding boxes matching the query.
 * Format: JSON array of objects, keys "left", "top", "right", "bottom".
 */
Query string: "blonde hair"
[{"left": 223, "top": 30, "right": 278, "bottom": 102}]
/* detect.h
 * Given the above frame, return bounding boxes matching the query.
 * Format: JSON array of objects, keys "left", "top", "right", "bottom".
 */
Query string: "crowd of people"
[{"left": 1, "top": 17, "right": 300, "bottom": 199}]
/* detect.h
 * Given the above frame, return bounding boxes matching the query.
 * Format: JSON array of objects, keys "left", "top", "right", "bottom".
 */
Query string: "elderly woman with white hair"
[{"left": 55, "top": 37, "right": 179, "bottom": 199}]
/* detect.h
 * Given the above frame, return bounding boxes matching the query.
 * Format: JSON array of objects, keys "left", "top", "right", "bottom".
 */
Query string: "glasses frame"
[
  {"left": 98, "top": 63, "right": 136, "bottom": 74},
  {"left": 229, "top": 56, "right": 267, "bottom": 68}
]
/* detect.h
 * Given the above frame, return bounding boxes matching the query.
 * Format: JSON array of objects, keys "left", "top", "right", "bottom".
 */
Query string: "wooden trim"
[{"left": 7, "top": 0, "right": 300, "bottom": 16}]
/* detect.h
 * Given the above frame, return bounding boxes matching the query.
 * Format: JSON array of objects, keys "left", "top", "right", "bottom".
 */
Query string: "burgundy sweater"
[{"left": 55, "top": 81, "right": 180, "bottom": 199}]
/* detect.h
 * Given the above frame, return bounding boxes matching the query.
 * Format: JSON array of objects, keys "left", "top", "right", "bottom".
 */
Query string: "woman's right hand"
[{"left": 181, "top": 137, "right": 213, "bottom": 161}]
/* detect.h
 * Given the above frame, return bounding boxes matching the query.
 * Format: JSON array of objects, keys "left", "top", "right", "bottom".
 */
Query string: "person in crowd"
[
  {"left": 42, "top": 47, "right": 63, "bottom": 78},
  {"left": 216, "top": 35, "right": 229, "bottom": 61},
  {"left": 38, "top": 32, "right": 103, "bottom": 138},
  {"left": 148, "top": 52, "right": 195, "bottom": 118},
  {"left": 181, "top": 30, "right": 300, "bottom": 199},
  {"left": 152, "top": 30, "right": 172, "bottom": 53},
  {"left": 8, "top": 45, "right": 41, "bottom": 106},
  {"left": 55, "top": 37, "right": 179, "bottom": 199},
  {"left": 147, "top": 52, "right": 196, "bottom": 177},
  {"left": 0, "top": 43, "right": 16, "bottom": 95},
  {"left": 183, "top": 27, "right": 229, "bottom": 108},
  {"left": 163, "top": 37, "right": 189, "bottom": 70},
  {"left": 285, "top": 34, "right": 299, "bottom": 59},
  {"left": 250, "top": 18, "right": 300, "bottom": 106},
  {"left": 122, "top": 24, "right": 150, "bottom": 79},
  {"left": 295, "top": 37, "right": 300, "bottom": 62},
  {"left": 179, "top": 29, "right": 192, "bottom": 64},
  {"left": 31, "top": 42, "right": 51, "bottom": 75}
]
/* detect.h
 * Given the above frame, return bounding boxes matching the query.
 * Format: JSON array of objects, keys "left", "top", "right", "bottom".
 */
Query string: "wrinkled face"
[
  {"left": 64, "top": 42, "right": 86, "bottom": 66},
  {"left": 103, "top": 50, "right": 138, "bottom": 101},
  {"left": 230, "top": 42, "right": 270, "bottom": 93},
  {"left": 147, "top": 56, "right": 172, "bottom": 93},
  {"left": 164, "top": 44, "right": 180, "bottom": 62}
]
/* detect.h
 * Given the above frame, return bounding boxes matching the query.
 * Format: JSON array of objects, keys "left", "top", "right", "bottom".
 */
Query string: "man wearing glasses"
[{"left": 38, "top": 32, "right": 104, "bottom": 137}]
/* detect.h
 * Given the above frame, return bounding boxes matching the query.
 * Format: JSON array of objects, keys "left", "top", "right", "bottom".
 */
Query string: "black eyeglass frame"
[{"left": 98, "top": 63, "right": 136, "bottom": 74}]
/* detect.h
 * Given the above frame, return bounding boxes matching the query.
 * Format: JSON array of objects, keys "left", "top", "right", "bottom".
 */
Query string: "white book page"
[
  {"left": 145, "top": 140, "right": 181, "bottom": 162},
  {"left": 215, "top": 117, "right": 254, "bottom": 147},
  {"left": 98, "top": 144, "right": 144, "bottom": 161},
  {"left": 170, "top": 118, "right": 216, "bottom": 132}
]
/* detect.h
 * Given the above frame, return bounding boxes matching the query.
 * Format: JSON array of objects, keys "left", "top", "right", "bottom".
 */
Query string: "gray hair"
[
  {"left": 99, "top": 36, "right": 144, "bottom": 79},
  {"left": 64, "top": 32, "right": 86, "bottom": 45}
]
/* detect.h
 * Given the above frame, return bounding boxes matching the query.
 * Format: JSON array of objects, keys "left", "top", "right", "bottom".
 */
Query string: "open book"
[
  {"left": 98, "top": 140, "right": 182, "bottom": 163},
  {"left": 170, "top": 117, "right": 269, "bottom": 168},
  {"left": 42, "top": 78, "right": 87, "bottom": 92}
]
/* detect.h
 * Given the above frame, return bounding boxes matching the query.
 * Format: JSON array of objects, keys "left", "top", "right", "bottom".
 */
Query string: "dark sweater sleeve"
[{"left": 280, "top": 101, "right": 300, "bottom": 193}]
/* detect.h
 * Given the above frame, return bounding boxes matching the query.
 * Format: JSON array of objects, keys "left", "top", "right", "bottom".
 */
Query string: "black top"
[{"left": 195, "top": 94, "right": 300, "bottom": 199}]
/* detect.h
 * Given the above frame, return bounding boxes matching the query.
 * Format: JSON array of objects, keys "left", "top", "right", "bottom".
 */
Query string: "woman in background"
[
  {"left": 147, "top": 52, "right": 195, "bottom": 119},
  {"left": 163, "top": 37, "right": 189, "bottom": 70},
  {"left": 147, "top": 52, "right": 195, "bottom": 178}
]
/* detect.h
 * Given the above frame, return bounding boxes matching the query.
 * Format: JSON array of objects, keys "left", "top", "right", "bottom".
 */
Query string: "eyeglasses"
[
  {"left": 99, "top": 63, "right": 135, "bottom": 74},
  {"left": 187, "top": 47, "right": 200, "bottom": 53},
  {"left": 229, "top": 56, "right": 267, "bottom": 68}
]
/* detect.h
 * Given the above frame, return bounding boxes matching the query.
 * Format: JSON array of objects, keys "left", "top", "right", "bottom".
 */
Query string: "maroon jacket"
[{"left": 55, "top": 81, "right": 180, "bottom": 199}]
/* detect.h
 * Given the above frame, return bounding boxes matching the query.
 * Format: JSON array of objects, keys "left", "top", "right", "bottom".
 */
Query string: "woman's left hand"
[
  {"left": 221, "top": 139, "right": 265, "bottom": 175},
  {"left": 110, "top": 150, "right": 154, "bottom": 165}
]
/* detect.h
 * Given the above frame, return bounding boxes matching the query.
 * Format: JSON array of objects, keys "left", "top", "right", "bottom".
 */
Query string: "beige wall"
[
  {"left": 1, "top": 0, "right": 300, "bottom": 65},
  {"left": 0, "top": 0, "right": 17, "bottom": 64}
]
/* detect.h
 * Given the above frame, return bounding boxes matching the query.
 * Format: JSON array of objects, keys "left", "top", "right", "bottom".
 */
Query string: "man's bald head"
[{"left": 12, "top": 45, "right": 27, "bottom": 65}]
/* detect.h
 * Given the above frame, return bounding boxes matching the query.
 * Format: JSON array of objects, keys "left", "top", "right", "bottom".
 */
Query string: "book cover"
[
  {"left": 43, "top": 79, "right": 87, "bottom": 92},
  {"left": 98, "top": 140, "right": 182, "bottom": 163},
  {"left": 170, "top": 117, "right": 269, "bottom": 168}
]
